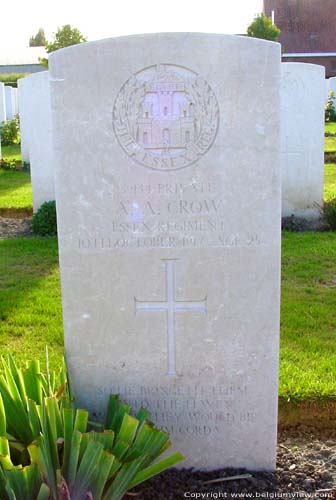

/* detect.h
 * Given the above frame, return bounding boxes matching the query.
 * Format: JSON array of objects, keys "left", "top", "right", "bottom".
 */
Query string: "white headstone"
[
  {"left": 50, "top": 34, "right": 281, "bottom": 471},
  {"left": 329, "top": 76, "right": 336, "bottom": 98},
  {"left": 326, "top": 78, "right": 330, "bottom": 102},
  {"left": 281, "top": 63, "right": 325, "bottom": 220},
  {"left": 5, "top": 86, "right": 16, "bottom": 120},
  {"left": 20, "top": 72, "right": 54, "bottom": 211},
  {"left": 12, "top": 88, "right": 19, "bottom": 115},
  {"left": 18, "top": 78, "right": 31, "bottom": 163},
  {"left": 0, "top": 83, "right": 5, "bottom": 159},
  {"left": 0, "top": 83, "right": 6, "bottom": 123}
]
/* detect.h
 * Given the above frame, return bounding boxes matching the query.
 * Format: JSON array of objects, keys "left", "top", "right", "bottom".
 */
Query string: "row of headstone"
[{"left": 15, "top": 36, "right": 326, "bottom": 472}]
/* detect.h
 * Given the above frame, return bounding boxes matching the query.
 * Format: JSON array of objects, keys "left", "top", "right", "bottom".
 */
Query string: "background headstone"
[
  {"left": 12, "top": 87, "right": 19, "bottom": 115},
  {"left": 325, "top": 78, "right": 330, "bottom": 103},
  {"left": 281, "top": 63, "right": 325, "bottom": 220},
  {"left": 50, "top": 33, "right": 281, "bottom": 471},
  {"left": 5, "top": 86, "right": 16, "bottom": 120},
  {"left": 18, "top": 78, "right": 31, "bottom": 163},
  {"left": 0, "top": 83, "right": 6, "bottom": 160},
  {"left": 0, "top": 83, "right": 6, "bottom": 123},
  {"left": 19, "top": 72, "right": 54, "bottom": 211},
  {"left": 328, "top": 76, "right": 336, "bottom": 99}
]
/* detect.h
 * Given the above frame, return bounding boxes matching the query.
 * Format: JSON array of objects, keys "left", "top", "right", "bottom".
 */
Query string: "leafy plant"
[
  {"left": 0, "top": 355, "right": 184, "bottom": 499},
  {"left": 324, "top": 197, "right": 336, "bottom": 230},
  {"left": 247, "top": 13, "right": 281, "bottom": 42},
  {"left": 0, "top": 117, "right": 20, "bottom": 146},
  {"left": 325, "top": 91, "right": 336, "bottom": 122},
  {"left": 0, "top": 159, "right": 17, "bottom": 171},
  {"left": 32, "top": 201, "right": 57, "bottom": 236},
  {"left": 40, "top": 25, "right": 87, "bottom": 68}
]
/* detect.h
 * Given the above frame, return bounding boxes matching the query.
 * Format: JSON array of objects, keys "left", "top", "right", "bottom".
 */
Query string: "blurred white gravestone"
[
  {"left": 12, "top": 87, "right": 19, "bottom": 115},
  {"left": 0, "top": 83, "right": 6, "bottom": 159},
  {"left": 18, "top": 72, "right": 54, "bottom": 211},
  {"left": 281, "top": 63, "right": 325, "bottom": 220},
  {"left": 0, "top": 83, "right": 6, "bottom": 123},
  {"left": 50, "top": 34, "right": 281, "bottom": 471},
  {"left": 5, "top": 86, "right": 16, "bottom": 120},
  {"left": 329, "top": 76, "right": 336, "bottom": 98},
  {"left": 18, "top": 78, "right": 31, "bottom": 163}
]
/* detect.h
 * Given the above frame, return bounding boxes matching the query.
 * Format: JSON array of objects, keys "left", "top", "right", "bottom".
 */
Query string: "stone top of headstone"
[{"left": 50, "top": 33, "right": 281, "bottom": 471}]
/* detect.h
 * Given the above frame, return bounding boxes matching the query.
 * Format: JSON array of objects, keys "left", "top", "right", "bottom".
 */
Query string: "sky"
[{"left": 0, "top": 0, "right": 263, "bottom": 50}]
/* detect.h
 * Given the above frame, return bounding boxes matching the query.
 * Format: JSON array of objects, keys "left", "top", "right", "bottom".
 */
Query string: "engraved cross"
[{"left": 134, "top": 259, "right": 207, "bottom": 377}]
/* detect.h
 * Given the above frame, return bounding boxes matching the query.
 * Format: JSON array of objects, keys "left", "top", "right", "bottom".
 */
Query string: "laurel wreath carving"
[
  {"left": 113, "top": 73, "right": 219, "bottom": 150},
  {"left": 113, "top": 77, "right": 145, "bottom": 140}
]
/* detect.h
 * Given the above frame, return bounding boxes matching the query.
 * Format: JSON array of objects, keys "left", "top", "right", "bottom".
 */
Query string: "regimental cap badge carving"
[{"left": 113, "top": 64, "right": 220, "bottom": 171}]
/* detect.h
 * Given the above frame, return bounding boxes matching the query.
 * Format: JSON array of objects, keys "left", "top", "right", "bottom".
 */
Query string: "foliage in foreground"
[
  {"left": 0, "top": 117, "right": 20, "bottom": 146},
  {"left": 32, "top": 201, "right": 57, "bottom": 236},
  {"left": 247, "top": 13, "right": 281, "bottom": 42},
  {"left": 0, "top": 355, "right": 183, "bottom": 499}
]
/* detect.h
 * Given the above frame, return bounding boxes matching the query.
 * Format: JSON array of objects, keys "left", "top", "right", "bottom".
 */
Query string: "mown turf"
[
  {"left": 281, "top": 232, "right": 336, "bottom": 400},
  {"left": 1, "top": 144, "right": 21, "bottom": 161},
  {"left": 0, "top": 170, "right": 32, "bottom": 210},
  {"left": 0, "top": 238, "right": 62, "bottom": 371},
  {"left": 325, "top": 136, "right": 336, "bottom": 153},
  {"left": 325, "top": 163, "right": 336, "bottom": 201},
  {"left": 325, "top": 122, "right": 336, "bottom": 134},
  {"left": 0, "top": 234, "right": 336, "bottom": 400}
]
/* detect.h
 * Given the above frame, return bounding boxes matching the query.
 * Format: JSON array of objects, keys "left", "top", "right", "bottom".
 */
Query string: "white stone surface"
[
  {"left": 281, "top": 63, "right": 325, "bottom": 219},
  {"left": 326, "top": 79, "right": 330, "bottom": 101},
  {"left": 18, "top": 78, "right": 31, "bottom": 163},
  {"left": 20, "top": 72, "right": 54, "bottom": 211},
  {"left": 0, "top": 83, "right": 5, "bottom": 159},
  {"left": 329, "top": 76, "right": 336, "bottom": 97},
  {"left": 12, "top": 88, "right": 19, "bottom": 115},
  {"left": 50, "top": 33, "right": 281, "bottom": 471},
  {"left": 0, "top": 83, "right": 6, "bottom": 123},
  {"left": 5, "top": 86, "right": 16, "bottom": 120}
]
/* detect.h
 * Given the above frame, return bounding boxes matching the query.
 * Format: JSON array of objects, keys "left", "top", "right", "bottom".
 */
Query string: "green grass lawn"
[
  {"left": 325, "top": 122, "right": 336, "bottom": 134},
  {"left": 325, "top": 136, "right": 336, "bottom": 153},
  {"left": 325, "top": 163, "right": 336, "bottom": 200},
  {"left": 0, "top": 170, "right": 32, "bottom": 210},
  {"left": 325, "top": 122, "right": 336, "bottom": 152},
  {"left": 2, "top": 144, "right": 21, "bottom": 161},
  {"left": 0, "top": 234, "right": 335, "bottom": 401},
  {"left": 0, "top": 238, "right": 63, "bottom": 371},
  {"left": 281, "top": 232, "right": 336, "bottom": 400}
]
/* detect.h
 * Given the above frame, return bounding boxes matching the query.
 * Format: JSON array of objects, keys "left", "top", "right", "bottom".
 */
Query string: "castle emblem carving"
[{"left": 113, "top": 64, "right": 219, "bottom": 171}]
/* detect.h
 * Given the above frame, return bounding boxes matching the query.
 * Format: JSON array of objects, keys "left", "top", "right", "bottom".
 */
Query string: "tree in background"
[
  {"left": 29, "top": 28, "right": 46, "bottom": 47},
  {"left": 40, "top": 24, "right": 87, "bottom": 67},
  {"left": 247, "top": 13, "right": 281, "bottom": 42}
]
